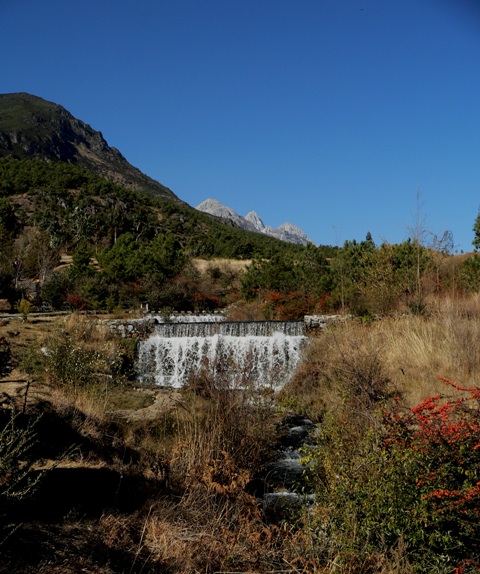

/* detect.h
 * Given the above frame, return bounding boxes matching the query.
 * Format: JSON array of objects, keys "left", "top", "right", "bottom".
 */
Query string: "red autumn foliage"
[
  {"left": 383, "top": 377, "right": 480, "bottom": 570},
  {"left": 65, "top": 294, "right": 87, "bottom": 310},
  {"left": 261, "top": 291, "right": 330, "bottom": 320}
]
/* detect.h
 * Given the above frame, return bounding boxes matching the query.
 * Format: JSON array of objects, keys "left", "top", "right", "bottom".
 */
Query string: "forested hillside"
[
  {"left": 2, "top": 154, "right": 480, "bottom": 319},
  {"left": 0, "top": 157, "right": 338, "bottom": 315}
]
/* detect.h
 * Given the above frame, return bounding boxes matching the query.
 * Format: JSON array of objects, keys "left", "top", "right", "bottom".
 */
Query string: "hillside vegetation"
[
  {"left": 2, "top": 155, "right": 480, "bottom": 321},
  {"left": 0, "top": 157, "right": 332, "bottom": 315}
]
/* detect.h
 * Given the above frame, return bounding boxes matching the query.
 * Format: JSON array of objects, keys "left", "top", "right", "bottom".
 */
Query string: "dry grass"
[
  {"left": 139, "top": 474, "right": 283, "bottom": 573},
  {"left": 382, "top": 295, "right": 480, "bottom": 406},
  {"left": 225, "top": 299, "right": 270, "bottom": 320},
  {"left": 192, "top": 257, "right": 251, "bottom": 273},
  {"left": 284, "top": 294, "right": 480, "bottom": 420},
  {"left": 0, "top": 314, "right": 64, "bottom": 358}
]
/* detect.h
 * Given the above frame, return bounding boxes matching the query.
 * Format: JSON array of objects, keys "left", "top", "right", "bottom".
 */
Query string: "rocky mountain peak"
[
  {"left": 245, "top": 211, "right": 266, "bottom": 232},
  {"left": 196, "top": 198, "right": 313, "bottom": 246},
  {"left": 275, "top": 222, "right": 311, "bottom": 245}
]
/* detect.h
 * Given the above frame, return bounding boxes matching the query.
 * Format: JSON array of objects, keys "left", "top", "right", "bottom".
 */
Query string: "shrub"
[
  {"left": 173, "top": 359, "right": 277, "bottom": 481},
  {"left": 380, "top": 378, "right": 480, "bottom": 571},
  {"left": 40, "top": 272, "right": 72, "bottom": 310},
  {"left": 304, "top": 377, "right": 480, "bottom": 573},
  {"left": 44, "top": 339, "right": 101, "bottom": 394},
  {"left": 16, "top": 298, "right": 34, "bottom": 321},
  {"left": 282, "top": 322, "right": 391, "bottom": 422},
  {"left": 0, "top": 409, "right": 42, "bottom": 544}
]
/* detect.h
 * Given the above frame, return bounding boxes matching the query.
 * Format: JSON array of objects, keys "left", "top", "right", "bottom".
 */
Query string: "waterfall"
[
  {"left": 153, "top": 314, "right": 225, "bottom": 324},
  {"left": 136, "top": 320, "right": 306, "bottom": 389}
]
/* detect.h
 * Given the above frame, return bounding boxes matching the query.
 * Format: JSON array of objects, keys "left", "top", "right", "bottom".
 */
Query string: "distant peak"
[
  {"left": 196, "top": 198, "right": 238, "bottom": 217},
  {"left": 196, "top": 198, "right": 223, "bottom": 209},
  {"left": 196, "top": 198, "right": 313, "bottom": 246}
]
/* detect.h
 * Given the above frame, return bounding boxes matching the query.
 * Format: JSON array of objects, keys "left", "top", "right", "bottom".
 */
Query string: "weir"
[
  {"left": 136, "top": 320, "right": 307, "bottom": 389},
  {"left": 154, "top": 314, "right": 226, "bottom": 324},
  {"left": 151, "top": 320, "right": 305, "bottom": 338}
]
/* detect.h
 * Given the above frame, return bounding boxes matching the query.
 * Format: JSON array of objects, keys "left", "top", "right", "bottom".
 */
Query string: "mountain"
[
  {"left": 244, "top": 211, "right": 266, "bottom": 232},
  {"left": 0, "top": 92, "right": 179, "bottom": 202},
  {"left": 195, "top": 199, "right": 257, "bottom": 233},
  {"left": 196, "top": 198, "right": 313, "bottom": 246},
  {"left": 0, "top": 92, "right": 315, "bottom": 259}
]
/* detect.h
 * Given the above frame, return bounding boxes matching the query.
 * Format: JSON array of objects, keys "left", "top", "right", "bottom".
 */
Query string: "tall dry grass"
[
  {"left": 138, "top": 462, "right": 286, "bottom": 573},
  {"left": 285, "top": 294, "right": 480, "bottom": 419},
  {"left": 383, "top": 294, "right": 480, "bottom": 406}
]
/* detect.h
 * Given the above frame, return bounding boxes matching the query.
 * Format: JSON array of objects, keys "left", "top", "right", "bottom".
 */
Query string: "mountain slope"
[
  {"left": 196, "top": 198, "right": 313, "bottom": 246},
  {"left": 0, "top": 93, "right": 314, "bottom": 260},
  {"left": 0, "top": 92, "right": 179, "bottom": 202}
]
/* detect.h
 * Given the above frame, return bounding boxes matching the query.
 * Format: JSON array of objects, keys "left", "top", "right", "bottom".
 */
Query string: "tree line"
[{"left": 1, "top": 157, "right": 480, "bottom": 317}]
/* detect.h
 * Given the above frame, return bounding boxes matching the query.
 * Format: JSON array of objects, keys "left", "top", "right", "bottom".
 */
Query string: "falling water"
[
  {"left": 153, "top": 314, "right": 226, "bottom": 324},
  {"left": 136, "top": 320, "right": 306, "bottom": 389}
]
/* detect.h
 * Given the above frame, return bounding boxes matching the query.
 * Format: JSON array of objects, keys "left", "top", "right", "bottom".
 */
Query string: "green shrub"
[
  {"left": 304, "top": 378, "right": 480, "bottom": 573},
  {"left": 44, "top": 339, "right": 100, "bottom": 393},
  {"left": 40, "top": 272, "right": 72, "bottom": 310},
  {"left": 16, "top": 298, "right": 34, "bottom": 321}
]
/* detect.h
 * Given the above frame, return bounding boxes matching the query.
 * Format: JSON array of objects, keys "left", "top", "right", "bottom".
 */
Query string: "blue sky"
[{"left": 2, "top": 0, "right": 480, "bottom": 252}]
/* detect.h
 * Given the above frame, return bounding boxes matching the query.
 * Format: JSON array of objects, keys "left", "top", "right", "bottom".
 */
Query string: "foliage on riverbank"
[
  {"left": 1, "top": 301, "right": 480, "bottom": 571},
  {"left": 281, "top": 298, "right": 480, "bottom": 572}
]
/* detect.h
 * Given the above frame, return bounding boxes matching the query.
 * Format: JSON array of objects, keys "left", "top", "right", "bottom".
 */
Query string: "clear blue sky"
[{"left": 2, "top": 0, "right": 480, "bottom": 252}]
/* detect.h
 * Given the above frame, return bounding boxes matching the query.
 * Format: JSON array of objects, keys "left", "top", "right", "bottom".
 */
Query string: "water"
[
  {"left": 247, "top": 414, "right": 318, "bottom": 517},
  {"left": 136, "top": 320, "right": 306, "bottom": 389},
  {"left": 153, "top": 314, "right": 225, "bottom": 324},
  {"left": 150, "top": 320, "right": 305, "bottom": 338}
]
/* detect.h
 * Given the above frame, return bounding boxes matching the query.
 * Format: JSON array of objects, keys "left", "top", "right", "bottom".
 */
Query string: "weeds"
[
  {"left": 171, "top": 361, "right": 277, "bottom": 485},
  {"left": 4, "top": 296, "right": 480, "bottom": 572},
  {"left": 0, "top": 408, "right": 43, "bottom": 545}
]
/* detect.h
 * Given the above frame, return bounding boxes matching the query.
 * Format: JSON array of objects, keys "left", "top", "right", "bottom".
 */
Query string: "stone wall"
[
  {"left": 105, "top": 314, "right": 351, "bottom": 339},
  {"left": 304, "top": 314, "right": 351, "bottom": 330},
  {"left": 103, "top": 318, "right": 156, "bottom": 339}
]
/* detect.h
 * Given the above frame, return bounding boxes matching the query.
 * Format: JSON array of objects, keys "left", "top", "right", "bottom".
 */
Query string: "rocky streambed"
[{"left": 248, "top": 414, "right": 318, "bottom": 518}]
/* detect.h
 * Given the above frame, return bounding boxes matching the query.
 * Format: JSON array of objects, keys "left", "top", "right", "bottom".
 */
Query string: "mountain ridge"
[
  {"left": 0, "top": 92, "right": 313, "bottom": 250},
  {"left": 195, "top": 198, "right": 313, "bottom": 246},
  {"left": 0, "top": 92, "right": 180, "bottom": 202}
]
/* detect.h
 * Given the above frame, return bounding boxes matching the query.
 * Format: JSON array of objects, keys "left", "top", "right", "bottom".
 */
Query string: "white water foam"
[{"left": 136, "top": 327, "right": 306, "bottom": 389}]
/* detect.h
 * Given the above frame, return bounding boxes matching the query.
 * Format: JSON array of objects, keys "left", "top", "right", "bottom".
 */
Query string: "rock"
[{"left": 196, "top": 198, "right": 314, "bottom": 246}]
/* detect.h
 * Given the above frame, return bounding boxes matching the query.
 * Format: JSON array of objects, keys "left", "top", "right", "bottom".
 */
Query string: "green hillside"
[
  {"left": 0, "top": 156, "right": 335, "bottom": 313},
  {"left": 0, "top": 93, "right": 179, "bottom": 202}
]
